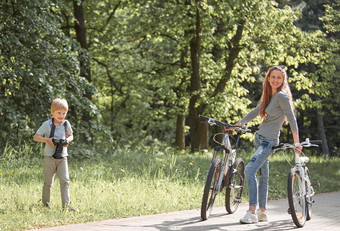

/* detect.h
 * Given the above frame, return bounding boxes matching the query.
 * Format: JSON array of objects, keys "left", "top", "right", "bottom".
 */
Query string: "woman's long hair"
[{"left": 259, "top": 66, "right": 294, "bottom": 124}]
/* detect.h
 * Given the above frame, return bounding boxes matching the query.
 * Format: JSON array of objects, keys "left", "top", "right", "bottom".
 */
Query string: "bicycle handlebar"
[
  {"left": 199, "top": 115, "right": 233, "bottom": 127},
  {"left": 198, "top": 115, "right": 258, "bottom": 133},
  {"left": 272, "top": 138, "right": 322, "bottom": 152}
]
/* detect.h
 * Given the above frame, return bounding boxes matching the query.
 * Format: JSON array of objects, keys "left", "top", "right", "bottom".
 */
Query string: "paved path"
[{"left": 32, "top": 191, "right": 340, "bottom": 231}]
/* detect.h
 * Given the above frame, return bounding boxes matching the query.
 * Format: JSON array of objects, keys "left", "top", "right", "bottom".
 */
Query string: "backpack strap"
[
  {"left": 63, "top": 120, "right": 68, "bottom": 137},
  {"left": 49, "top": 118, "right": 68, "bottom": 138},
  {"left": 49, "top": 118, "right": 56, "bottom": 138}
]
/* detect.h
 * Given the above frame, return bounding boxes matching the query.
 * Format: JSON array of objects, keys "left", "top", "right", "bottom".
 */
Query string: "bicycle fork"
[
  {"left": 296, "top": 167, "right": 316, "bottom": 213},
  {"left": 295, "top": 154, "right": 318, "bottom": 205}
]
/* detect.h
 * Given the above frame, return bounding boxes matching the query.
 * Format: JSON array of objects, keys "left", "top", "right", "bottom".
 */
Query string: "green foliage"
[
  {"left": 80, "top": 0, "right": 338, "bottom": 151},
  {"left": 316, "top": 2, "right": 340, "bottom": 156},
  {"left": 0, "top": 0, "right": 101, "bottom": 145},
  {"left": 288, "top": 1, "right": 340, "bottom": 156},
  {"left": 80, "top": 1, "right": 317, "bottom": 144},
  {"left": 82, "top": 0, "right": 193, "bottom": 143},
  {"left": 1, "top": 0, "right": 340, "bottom": 155}
]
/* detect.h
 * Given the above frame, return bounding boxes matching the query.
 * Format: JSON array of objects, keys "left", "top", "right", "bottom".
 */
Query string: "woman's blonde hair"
[
  {"left": 51, "top": 98, "right": 68, "bottom": 116},
  {"left": 259, "top": 66, "right": 294, "bottom": 124}
]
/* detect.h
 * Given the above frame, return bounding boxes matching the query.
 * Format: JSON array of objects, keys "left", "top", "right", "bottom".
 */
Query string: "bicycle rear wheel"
[
  {"left": 225, "top": 158, "right": 244, "bottom": 214},
  {"left": 305, "top": 167, "right": 312, "bottom": 221},
  {"left": 201, "top": 157, "right": 222, "bottom": 220},
  {"left": 288, "top": 168, "right": 307, "bottom": 228}
]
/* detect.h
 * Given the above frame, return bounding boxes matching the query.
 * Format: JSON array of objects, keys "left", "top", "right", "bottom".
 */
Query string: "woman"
[{"left": 236, "top": 66, "right": 302, "bottom": 224}]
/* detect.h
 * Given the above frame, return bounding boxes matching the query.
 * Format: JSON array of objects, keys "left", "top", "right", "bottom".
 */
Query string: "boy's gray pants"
[{"left": 42, "top": 156, "right": 70, "bottom": 207}]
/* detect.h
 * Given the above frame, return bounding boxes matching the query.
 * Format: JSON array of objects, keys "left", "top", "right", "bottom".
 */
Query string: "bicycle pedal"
[
  {"left": 287, "top": 207, "right": 297, "bottom": 214},
  {"left": 234, "top": 198, "right": 242, "bottom": 203},
  {"left": 311, "top": 181, "right": 320, "bottom": 187},
  {"left": 307, "top": 200, "right": 314, "bottom": 204}
]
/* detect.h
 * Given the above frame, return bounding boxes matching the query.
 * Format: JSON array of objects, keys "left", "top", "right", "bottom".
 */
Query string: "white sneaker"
[
  {"left": 240, "top": 210, "right": 258, "bottom": 224},
  {"left": 257, "top": 209, "right": 268, "bottom": 222}
]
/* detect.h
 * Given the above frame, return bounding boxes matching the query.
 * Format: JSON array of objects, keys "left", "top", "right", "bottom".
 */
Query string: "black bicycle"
[
  {"left": 199, "top": 115, "right": 257, "bottom": 220},
  {"left": 272, "top": 138, "right": 321, "bottom": 228}
]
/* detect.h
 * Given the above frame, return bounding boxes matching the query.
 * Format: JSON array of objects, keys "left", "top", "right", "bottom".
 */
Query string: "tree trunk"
[
  {"left": 310, "top": 64, "right": 330, "bottom": 157},
  {"left": 198, "top": 119, "right": 208, "bottom": 150},
  {"left": 73, "top": 0, "right": 92, "bottom": 123},
  {"left": 188, "top": 5, "right": 208, "bottom": 151},
  {"left": 176, "top": 114, "right": 185, "bottom": 150},
  {"left": 175, "top": 28, "right": 189, "bottom": 150},
  {"left": 316, "top": 108, "right": 330, "bottom": 157},
  {"left": 61, "top": 9, "right": 76, "bottom": 121}
]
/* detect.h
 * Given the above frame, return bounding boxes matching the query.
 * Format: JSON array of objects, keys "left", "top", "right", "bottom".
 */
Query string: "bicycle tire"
[
  {"left": 288, "top": 168, "right": 307, "bottom": 228},
  {"left": 225, "top": 158, "right": 244, "bottom": 214},
  {"left": 201, "top": 157, "right": 222, "bottom": 220},
  {"left": 305, "top": 167, "right": 312, "bottom": 221}
]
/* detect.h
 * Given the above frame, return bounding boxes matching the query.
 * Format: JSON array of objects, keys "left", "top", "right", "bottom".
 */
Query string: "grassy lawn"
[{"left": 0, "top": 144, "right": 339, "bottom": 230}]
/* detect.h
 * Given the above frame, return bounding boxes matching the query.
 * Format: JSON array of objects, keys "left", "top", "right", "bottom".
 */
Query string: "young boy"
[{"left": 33, "top": 98, "right": 75, "bottom": 211}]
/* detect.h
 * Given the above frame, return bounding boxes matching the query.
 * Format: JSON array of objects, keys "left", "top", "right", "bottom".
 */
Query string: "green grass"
[
  {"left": 0, "top": 143, "right": 339, "bottom": 230},
  {"left": 268, "top": 150, "right": 340, "bottom": 199}
]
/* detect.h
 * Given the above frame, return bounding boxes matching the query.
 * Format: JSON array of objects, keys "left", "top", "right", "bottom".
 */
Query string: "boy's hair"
[{"left": 51, "top": 98, "right": 68, "bottom": 115}]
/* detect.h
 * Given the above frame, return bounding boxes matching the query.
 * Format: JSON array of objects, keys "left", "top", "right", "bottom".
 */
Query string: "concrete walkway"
[{"left": 32, "top": 191, "right": 340, "bottom": 231}]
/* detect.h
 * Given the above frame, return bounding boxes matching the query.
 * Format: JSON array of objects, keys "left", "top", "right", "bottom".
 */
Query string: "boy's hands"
[
  {"left": 34, "top": 133, "right": 56, "bottom": 147},
  {"left": 34, "top": 133, "right": 72, "bottom": 147},
  {"left": 64, "top": 134, "right": 73, "bottom": 147},
  {"left": 47, "top": 137, "right": 55, "bottom": 147}
]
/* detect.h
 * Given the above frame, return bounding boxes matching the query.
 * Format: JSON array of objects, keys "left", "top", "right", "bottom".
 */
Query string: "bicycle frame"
[
  {"left": 294, "top": 165, "right": 308, "bottom": 222},
  {"left": 211, "top": 131, "right": 241, "bottom": 192},
  {"left": 294, "top": 153, "right": 315, "bottom": 204},
  {"left": 295, "top": 154, "right": 307, "bottom": 197},
  {"left": 199, "top": 114, "right": 258, "bottom": 220},
  {"left": 272, "top": 138, "right": 321, "bottom": 227}
]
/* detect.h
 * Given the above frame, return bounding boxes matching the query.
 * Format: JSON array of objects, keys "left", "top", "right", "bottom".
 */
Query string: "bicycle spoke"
[
  {"left": 288, "top": 169, "right": 307, "bottom": 227},
  {"left": 201, "top": 157, "right": 222, "bottom": 220},
  {"left": 225, "top": 158, "right": 244, "bottom": 214}
]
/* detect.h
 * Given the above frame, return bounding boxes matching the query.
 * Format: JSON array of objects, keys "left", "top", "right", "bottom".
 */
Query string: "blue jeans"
[{"left": 245, "top": 133, "right": 278, "bottom": 209}]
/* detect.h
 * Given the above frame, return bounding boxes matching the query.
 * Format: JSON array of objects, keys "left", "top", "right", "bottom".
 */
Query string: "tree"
[
  {"left": 184, "top": 1, "right": 326, "bottom": 151},
  {"left": 73, "top": 0, "right": 92, "bottom": 125},
  {"left": 318, "top": 2, "right": 340, "bottom": 156},
  {"left": 53, "top": 0, "right": 336, "bottom": 154},
  {"left": 0, "top": 0, "right": 98, "bottom": 147},
  {"left": 280, "top": 0, "right": 339, "bottom": 156}
]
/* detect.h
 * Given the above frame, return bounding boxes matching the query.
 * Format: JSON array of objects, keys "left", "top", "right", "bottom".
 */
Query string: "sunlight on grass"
[{"left": 0, "top": 143, "right": 339, "bottom": 230}]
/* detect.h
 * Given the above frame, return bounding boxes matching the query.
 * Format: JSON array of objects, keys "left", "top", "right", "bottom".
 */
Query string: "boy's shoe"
[
  {"left": 63, "top": 205, "right": 76, "bottom": 212},
  {"left": 257, "top": 209, "right": 268, "bottom": 222},
  {"left": 240, "top": 210, "right": 258, "bottom": 224}
]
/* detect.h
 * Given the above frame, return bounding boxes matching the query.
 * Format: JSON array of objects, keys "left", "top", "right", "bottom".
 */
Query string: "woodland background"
[{"left": 1, "top": 0, "right": 339, "bottom": 157}]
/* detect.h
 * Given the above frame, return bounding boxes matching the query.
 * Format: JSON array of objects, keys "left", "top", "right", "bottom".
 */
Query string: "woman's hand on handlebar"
[
  {"left": 226, "top": 122, "right": 241, "bottom": 130},
  {"left": 294, "top": 144, "right": 303, "bottom": 155}
]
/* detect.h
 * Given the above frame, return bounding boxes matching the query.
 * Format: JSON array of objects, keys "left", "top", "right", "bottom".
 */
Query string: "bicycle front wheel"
[
  {"left": 288, "top": 168, "right": 307, "bottom": 228},
  {"left": 201, "top": 157, "right": 222, "bottom": 220},
  {"left": 225, "top": 158, "right": 244, "bottom": 214}
]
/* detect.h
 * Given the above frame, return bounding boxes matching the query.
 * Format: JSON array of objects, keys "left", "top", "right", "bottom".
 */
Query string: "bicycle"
[
  {"left": 198, "top": 115, "right": 258, "bottom": 220},
  {"left": 272, "top": 138, "right": 322, "bottom": 228}
]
